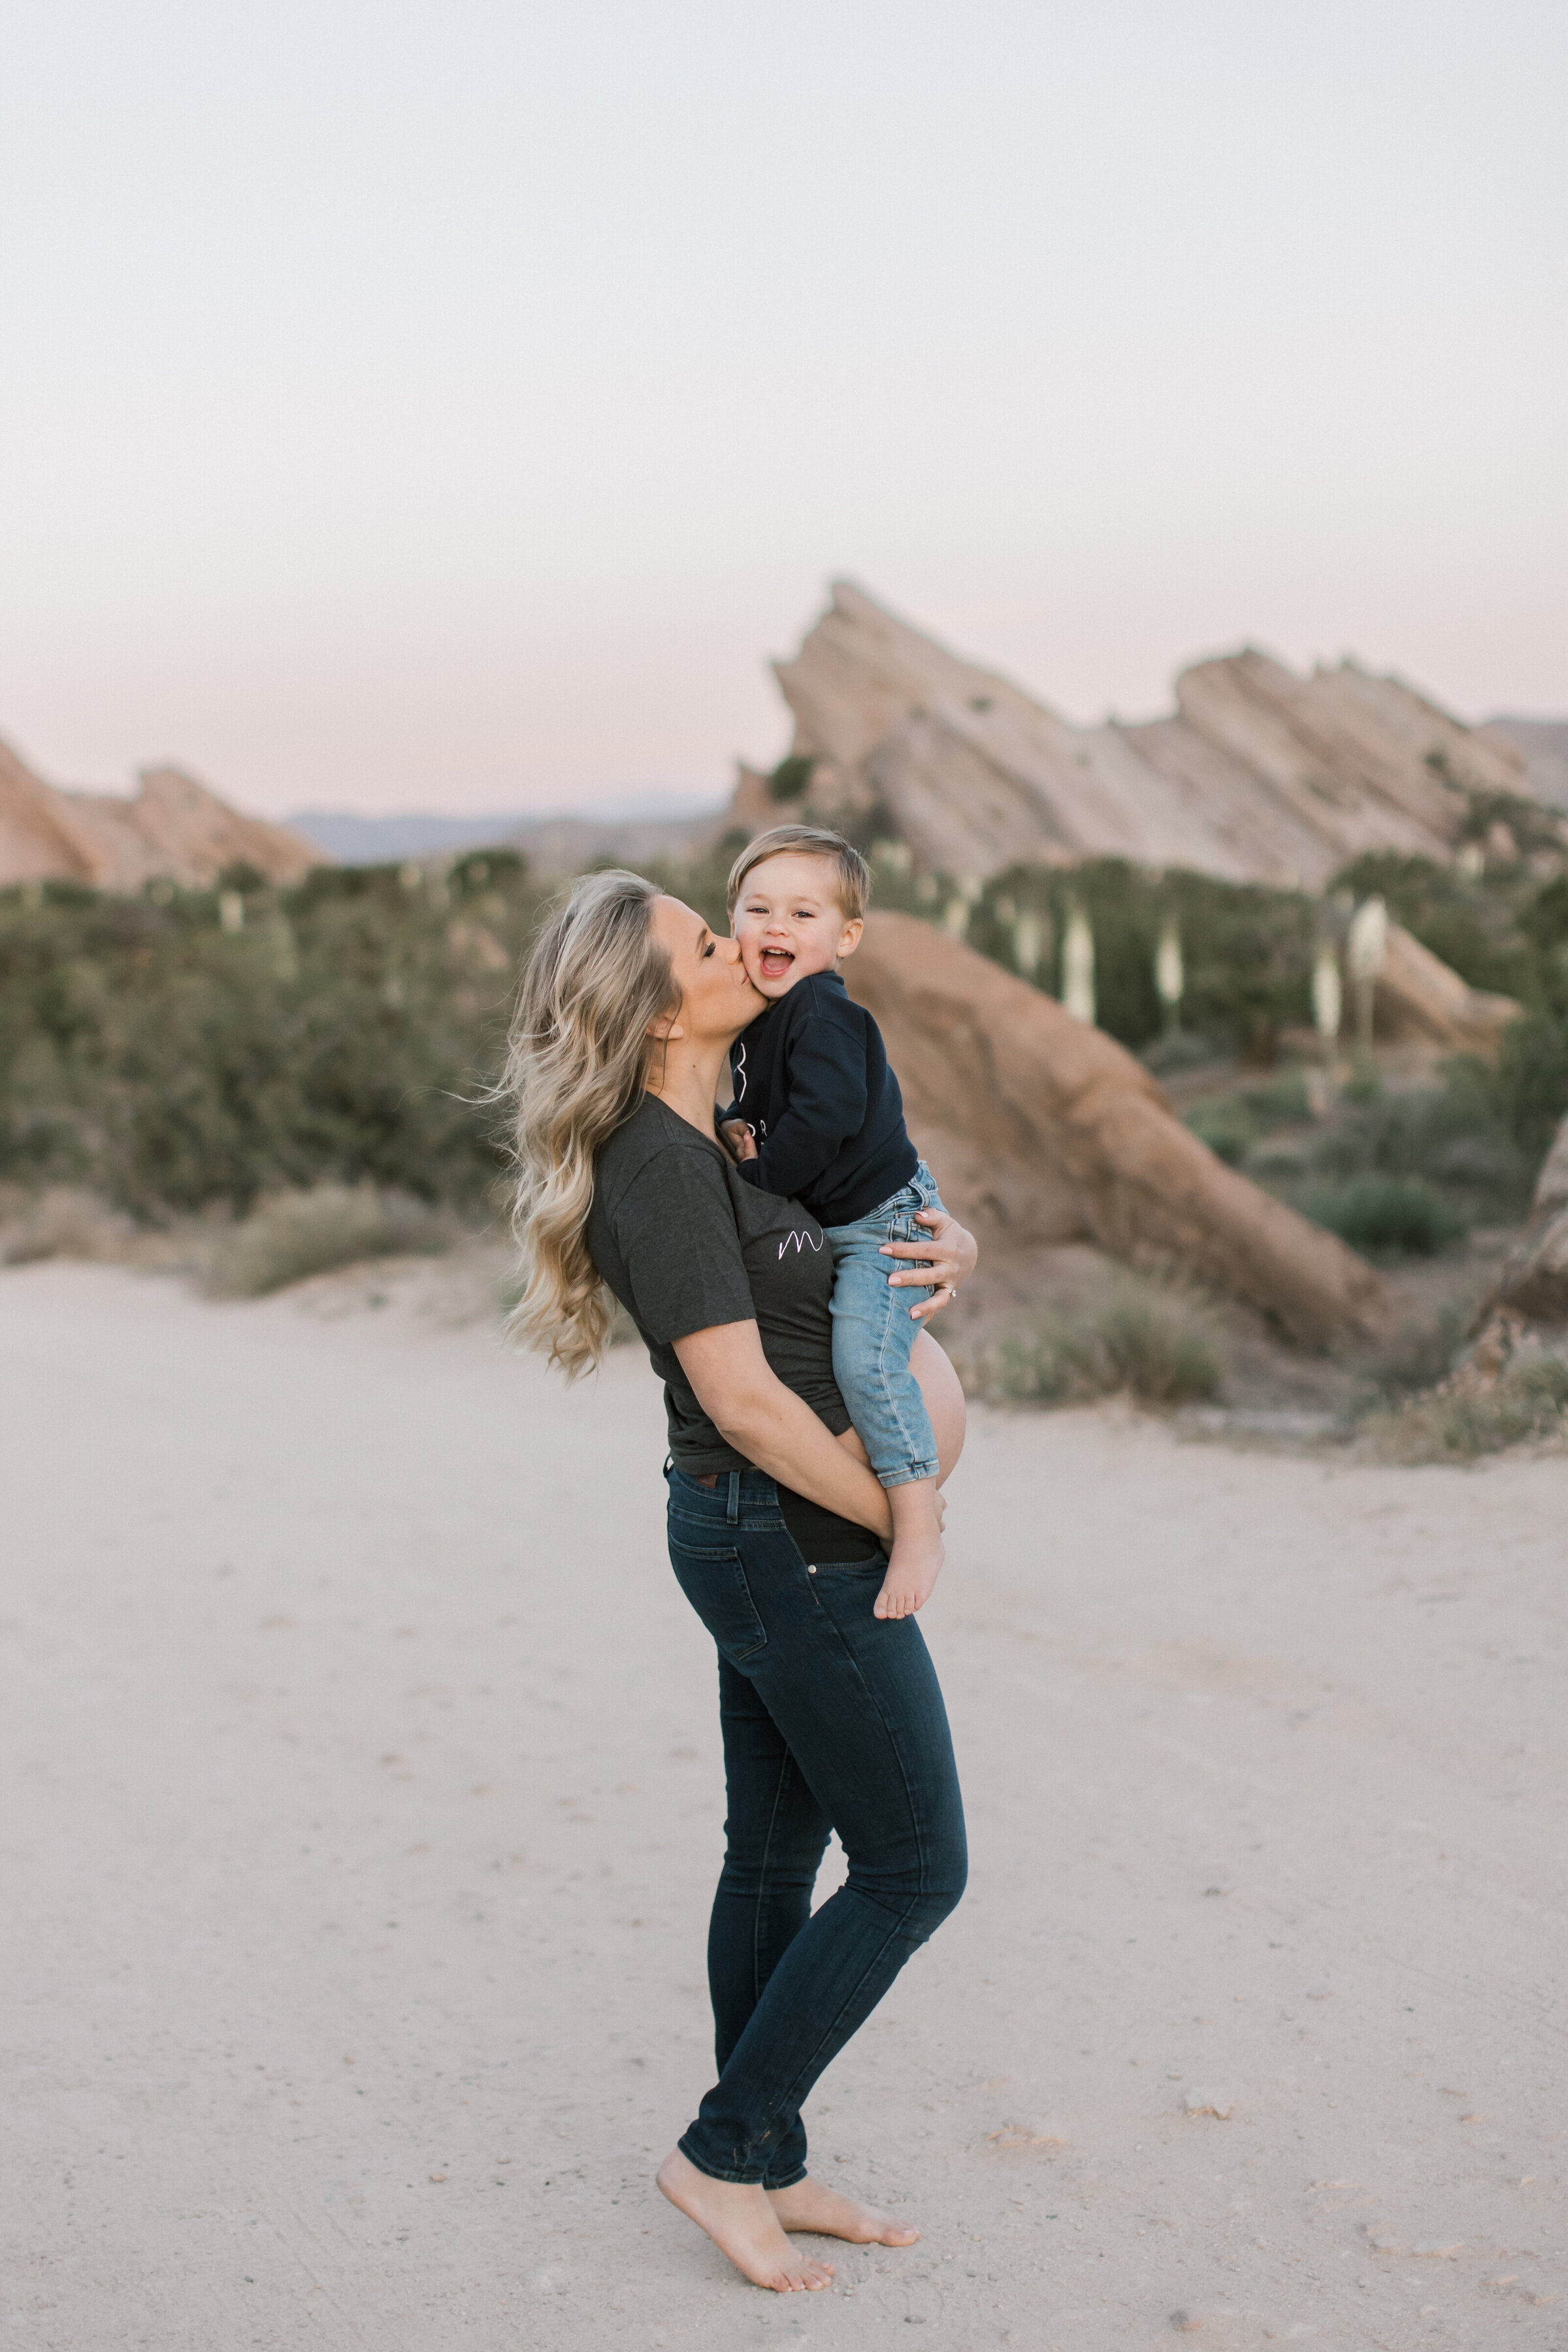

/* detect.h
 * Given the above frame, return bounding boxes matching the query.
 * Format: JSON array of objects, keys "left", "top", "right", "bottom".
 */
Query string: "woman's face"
[{"left": 649, "top": 894, "right": 762, "bottom": 1046}]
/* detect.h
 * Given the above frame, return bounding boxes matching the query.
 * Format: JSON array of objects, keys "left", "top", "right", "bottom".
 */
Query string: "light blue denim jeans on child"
[{"left": 824, "top": 1160, "right": 944, "bottom": 1489}]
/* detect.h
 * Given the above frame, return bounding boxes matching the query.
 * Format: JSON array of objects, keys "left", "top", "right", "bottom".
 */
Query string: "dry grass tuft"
[
  {"left": 207, "top": 1185, "right": 461, "bottom": 1298},
  {"left": 1360, "top": 1310, "right": 1568, "bottom": 1462},
  {"left": 972, "top": 1279, "right": 1225, "bottom": 1409}
]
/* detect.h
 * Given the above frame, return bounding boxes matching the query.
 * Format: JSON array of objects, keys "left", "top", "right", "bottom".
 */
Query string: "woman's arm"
[{"left": 674, "top": 1320, "right": 895, "bottom": 1539}]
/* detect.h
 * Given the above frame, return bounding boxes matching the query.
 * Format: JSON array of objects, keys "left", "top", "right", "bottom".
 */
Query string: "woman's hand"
[{"left": 881, "top": 1209, "right": 977, "bottom": 1324}]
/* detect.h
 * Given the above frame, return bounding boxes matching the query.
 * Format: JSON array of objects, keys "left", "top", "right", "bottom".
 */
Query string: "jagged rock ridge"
[
  {"left": 767, "top": 581, "right": 1548, "bottom": 890},
  {"left": 0, "top": 736, "right": 319, "bottom": 892}
]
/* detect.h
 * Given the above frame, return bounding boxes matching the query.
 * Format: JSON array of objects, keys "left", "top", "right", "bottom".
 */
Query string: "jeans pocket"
[{"left": 667, "top": 1535, "right": 769, "bottom": 1663}]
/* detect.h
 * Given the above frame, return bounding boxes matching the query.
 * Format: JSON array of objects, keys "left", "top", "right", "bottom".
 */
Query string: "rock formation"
[
  {"left": 1372, "top": 924, "right": 1520, "bottom": 1057},
  {"left": 1483, "top": 1112, "right": 1568, "bottom": 1328},
  {"left": 1478, "top": 717, "right": 1568, "bottom": 815},
  {"left": 0, "top": 735, "right": 318, "bottom": 892},
  {"left": 847, "top": 911, "right": 1387, "bottom": 1347},
  {"left": 766, "top": 581, "right": 1554, "bottom": 890}
]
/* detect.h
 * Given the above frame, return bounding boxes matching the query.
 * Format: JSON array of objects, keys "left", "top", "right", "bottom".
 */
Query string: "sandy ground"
[{"left": 2, "top": 1260, "right": 1565, "bottom": 2352}]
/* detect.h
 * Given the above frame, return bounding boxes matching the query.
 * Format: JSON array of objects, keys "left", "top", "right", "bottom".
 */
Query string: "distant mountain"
[
  {"left": 1478, "top": 718, "right": 1568, "bottom": 813},
  {"left": 287, "top": 810, "right": 529, "bottom": 864},
  {"left": 289, "top": 791, "right": 729, "bottom": 872}
]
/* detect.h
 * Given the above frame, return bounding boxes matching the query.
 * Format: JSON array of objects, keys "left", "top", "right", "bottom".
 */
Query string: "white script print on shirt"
[{"left": 778, "top": 1228, "right": 826, "bottom": 1259}]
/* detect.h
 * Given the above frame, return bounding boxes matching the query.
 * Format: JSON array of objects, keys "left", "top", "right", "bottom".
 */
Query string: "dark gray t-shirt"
[{"left": 585, "top": 1092, "right": 879, "bottom": 1560}]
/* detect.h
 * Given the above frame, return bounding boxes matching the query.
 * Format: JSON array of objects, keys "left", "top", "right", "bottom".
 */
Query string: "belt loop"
[{"left": 726, "top": 1469, "right": 740, "bottom": 1524}]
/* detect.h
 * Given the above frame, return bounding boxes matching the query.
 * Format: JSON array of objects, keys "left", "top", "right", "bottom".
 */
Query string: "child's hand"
[{"left": 719, "top": 1119, "right": 758, "bottom": 1164}]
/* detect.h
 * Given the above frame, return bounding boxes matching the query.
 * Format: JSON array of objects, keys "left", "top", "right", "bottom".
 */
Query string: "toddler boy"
[{"left": 719, "top": 823, "right": 949, "bottom": 1620}]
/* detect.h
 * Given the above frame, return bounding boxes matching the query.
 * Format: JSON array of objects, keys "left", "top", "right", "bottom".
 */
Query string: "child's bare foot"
[
  {"left": 874, "top": 1538, "right": 942, "bottom": 1620},
  {"left": 875, "top": 1478, "right": 943, "bottom": 1619},
  {"left": 656, "top": 2148, "right": 836, "bottom": 2291},
  {"left": 766, "top": 2175, "right": 921, "bottom": 2245}
]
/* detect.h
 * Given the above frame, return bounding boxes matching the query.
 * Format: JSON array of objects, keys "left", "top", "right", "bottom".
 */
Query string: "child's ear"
[{"left": 836, "top": 919, "right": 865, "bottom": 960}]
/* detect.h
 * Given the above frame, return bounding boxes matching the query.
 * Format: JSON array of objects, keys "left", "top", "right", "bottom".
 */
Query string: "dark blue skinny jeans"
[{"left": 664, "top": 1464, "right": 968, "bottom": 2187}]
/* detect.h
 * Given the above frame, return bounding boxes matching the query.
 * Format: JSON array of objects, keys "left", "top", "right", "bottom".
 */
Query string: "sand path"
[{"left": 2, "top": 1262, "right": 1564, "bottom": 2349}]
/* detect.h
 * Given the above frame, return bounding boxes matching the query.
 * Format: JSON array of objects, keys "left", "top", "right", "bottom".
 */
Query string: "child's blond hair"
[{"left": 725, "top": 825, "right": 871, "bottom": 924}]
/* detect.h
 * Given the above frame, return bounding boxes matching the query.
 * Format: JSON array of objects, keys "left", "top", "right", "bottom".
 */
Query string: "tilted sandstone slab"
[
  {"left": 1374, "top": 924, "right": 1520, "bottom": 1057},
  {"left": 0, "top": 734, "right": 318, "bottom": 891},
  {"left": 846, "top": 911, "right": 1386, "bottom": 1347},
  {"left": 0, "top": 739, "right": 93, "bottom": 885},
  {"left": 772, "top": 582, "right": 1546, "bottom": 890},
  {"left": 1482, "top": 1112, "right": 1568, "bottom": 1327}
]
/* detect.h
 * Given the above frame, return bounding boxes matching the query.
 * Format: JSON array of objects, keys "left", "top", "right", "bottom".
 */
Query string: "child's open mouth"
[{"left": 759, "top": 947, "right": 795, "bottom": 981}]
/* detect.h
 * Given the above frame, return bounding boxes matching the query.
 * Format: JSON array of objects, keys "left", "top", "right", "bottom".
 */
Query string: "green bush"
[
  {"left": 1184, "top": 1102, "right": 1255, "bottom": 1166},
  {"left": 1139, "top": 1030, "right": 1225, "bottom": 1075},
  {"left": 1301, "top": 1175, "right": 1467, "bottom": 1260},
  {"left": 0, "top": 859, "right": 546, "bottom": 1218},
  {"left": 1301, "top": 1058, "right": 1530, "bottom": 1219},
  {"left": 968, "top": 859, "right": 1318, "bottom": 1060},
  {"left": 1492, "top": 1014, "right": 1568, "bottom": 1164},
  {"left": 767, "top": 754, "right": 816, "bottom": 804},
  {"left": 1183, "top": 1068, "right": 1313, "bottom": 1168},
  {"left": 1328, "top": 849, "right": 1568, "bottom": 1014},
  {"left": 208, "top": 1184, "right": 460, "bottom": 1297}
]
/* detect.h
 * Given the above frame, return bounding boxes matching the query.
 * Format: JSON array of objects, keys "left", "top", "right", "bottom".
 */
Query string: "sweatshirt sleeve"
[{"left": 736, "top": 999, "right": 868, "bottom": 1202}]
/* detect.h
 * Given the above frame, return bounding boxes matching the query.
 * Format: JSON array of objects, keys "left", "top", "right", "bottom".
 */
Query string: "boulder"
[
  {"left": 1374, "top": 924, "right": 1521, "bottom": 1058},
  {"left": 845, "top": 911, "right": 1388, "bottom": 1347},
  {"left": 765, "top": 581, "right": 1556, "bottom": 890},
  {"left": 1483, "top": 1113, "right": 1568, "bottom": 1327},
  {"left": 0, "top": 734, "right": 319, "bottom": 892}
]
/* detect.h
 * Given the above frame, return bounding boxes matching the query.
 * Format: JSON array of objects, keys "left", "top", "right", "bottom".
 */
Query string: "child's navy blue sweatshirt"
[{"left": 725, "top": 968, "right": 919, "bottom": 1226}]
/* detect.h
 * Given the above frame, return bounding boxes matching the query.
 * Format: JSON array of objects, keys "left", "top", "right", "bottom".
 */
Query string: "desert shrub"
[
  {"left": 208, "top": 1184, "right": 460, "bottom": 1297},
  {"left": 968, "top": 860, "right": 1318, "bottom": 1060},
  {"left": 1303, "top": 1058, "right": 1531, "bottom": 1219},
  {"left": 0, "top": 858, "right": 546, "bottom": 1218},
  {"left": 1300, "top": 1175, "right": 1467, "bottom": 1260},
  {"left": 1239, "top": 1070, "right": 1313, "bottom": 1128},
  {"left": 1140, "top": 1031, "right": 1225, "bottom": 1075},
  {"left": 767, "top": 754, "right": 815, "bottom": 804},
  {"left": 1492, "top": 1013, "right": 1568, "bottom": 1164},
  {"left": 1329, "top": 849, "right": 1568, "bottom": 1014},
  {"left": 1365, "top": 1355, "right": 1568, "bottom": 1463},
  {"left": 1183, "top": 1068, "right": 1314, "bottom": 1168},
  {"left": 1363, "top": 1307, "right": 1465, "bottom": 1399},
  {"left": 0, "top": 1185, "right": 139, "bottom": 1266},
  {"left": 992, "top": 1282, "right": 1223, "bottom": 1407},
  {"left": 1184, "top": 1102, "right": 1254, "bottom": 1166}
]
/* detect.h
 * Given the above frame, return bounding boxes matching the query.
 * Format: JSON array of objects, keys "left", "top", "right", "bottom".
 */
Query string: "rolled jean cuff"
[
  {"left": 878, "top": 1458, "right": 938, "bottom": 1489},
  {"left": 677, "top": 2131, "right": 801, "bottom": 2187}
]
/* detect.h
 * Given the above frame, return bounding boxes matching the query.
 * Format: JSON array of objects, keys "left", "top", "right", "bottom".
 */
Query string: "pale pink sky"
[{"left": 1, "top": 0, "right": 1563, "bottom": 819}]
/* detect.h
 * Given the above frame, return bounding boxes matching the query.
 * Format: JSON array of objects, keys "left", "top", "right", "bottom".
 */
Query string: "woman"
[{"left": 502, "top": 870, "right": 974, "bottom": 2295}]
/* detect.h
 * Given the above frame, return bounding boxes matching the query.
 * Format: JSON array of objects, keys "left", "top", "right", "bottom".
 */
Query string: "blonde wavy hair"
[{"left": 500, "top": 869, "right": 678, "bottom": 1377}]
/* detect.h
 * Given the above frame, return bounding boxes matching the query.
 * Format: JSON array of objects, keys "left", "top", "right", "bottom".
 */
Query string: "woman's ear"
[{"left": 647, "top": 1011, "right": 685, "bottom": 1042}]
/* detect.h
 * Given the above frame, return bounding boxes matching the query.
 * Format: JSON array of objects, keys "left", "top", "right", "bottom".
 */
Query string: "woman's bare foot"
[
  {"left": 766, "top": 2175, "right": 921, "bottom": 2245},
  {"left": 655, "top": 2148, "right": 836, "bottom": 2291}
]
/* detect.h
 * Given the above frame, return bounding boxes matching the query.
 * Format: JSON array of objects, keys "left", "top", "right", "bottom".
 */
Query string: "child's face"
[{"left": 731, "top": 853, "right": 864, "bottom": 1000}]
